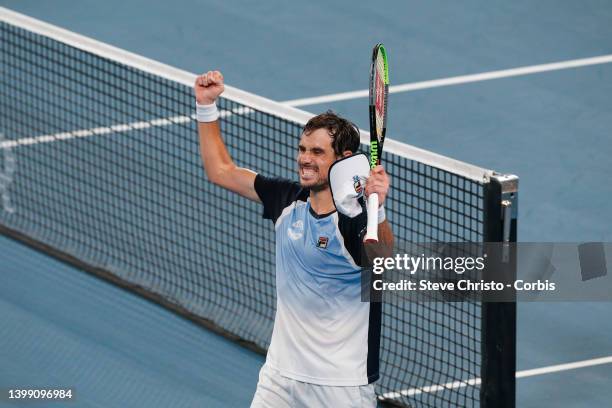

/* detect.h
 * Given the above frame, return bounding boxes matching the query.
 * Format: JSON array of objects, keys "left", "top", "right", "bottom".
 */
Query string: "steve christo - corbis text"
[{"left": 370, "top": 254, "right": 556, "bottom": 293}]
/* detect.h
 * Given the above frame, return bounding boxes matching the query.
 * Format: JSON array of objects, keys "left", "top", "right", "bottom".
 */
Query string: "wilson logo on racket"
[
  {"left": 316, "top": 236, "right": 329, "bottom": 249},
  {"left": 370, "top": 140, "right": 378, "bottom": 168}
]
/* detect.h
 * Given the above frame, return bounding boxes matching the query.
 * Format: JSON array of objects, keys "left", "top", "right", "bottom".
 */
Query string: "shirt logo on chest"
[
  {"left": 316, "top": 236, "right": 329, "bottom": 249},
  {"left": 287, "top": 220, "right": 304, "bottom": 240}
]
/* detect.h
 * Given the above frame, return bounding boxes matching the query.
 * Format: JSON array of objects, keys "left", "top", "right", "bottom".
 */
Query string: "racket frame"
[{"left": 364, "top": 43, "right": 389, "bottom": 243}]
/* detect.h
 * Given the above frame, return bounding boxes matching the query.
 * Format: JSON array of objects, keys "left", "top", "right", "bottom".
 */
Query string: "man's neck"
[{"left": 309, "top": 188, "right": 336, "bottom": 215}]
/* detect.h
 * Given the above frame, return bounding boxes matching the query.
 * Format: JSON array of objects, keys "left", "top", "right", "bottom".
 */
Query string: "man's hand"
[
  {"left": 194, "top": 70, "right": 225, "bottom": 104},
  {"left": 363, "top": 165, "right": 393, "bottom": 258},
  {"left": 365, "top": 165, "right": 390, "bottom": 207}
]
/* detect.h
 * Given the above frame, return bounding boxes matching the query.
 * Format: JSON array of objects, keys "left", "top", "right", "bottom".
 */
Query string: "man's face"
[{"left": 297, "top": 128, "right": 338, "bottom": 192}]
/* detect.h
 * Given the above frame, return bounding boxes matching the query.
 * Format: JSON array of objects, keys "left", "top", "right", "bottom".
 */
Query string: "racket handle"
[{"left": 364, "top": 193, "right": 379, "bottom": 243}]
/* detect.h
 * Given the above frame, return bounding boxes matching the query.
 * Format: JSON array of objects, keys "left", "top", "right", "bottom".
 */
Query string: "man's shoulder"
[
  {"left": 254, "top": 174, "right": 309, "bottom": 222},
  {"left": 255, "top": 175, "right": 306, "bottom": 196}
]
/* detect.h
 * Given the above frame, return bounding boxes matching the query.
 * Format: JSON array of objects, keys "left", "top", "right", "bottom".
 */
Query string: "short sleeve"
[
  {"left": 338, "top": 211, "right": 368, "bottom": 266},
  {"left": 254, "top": 174, "right": 307, "bottom": 223}
]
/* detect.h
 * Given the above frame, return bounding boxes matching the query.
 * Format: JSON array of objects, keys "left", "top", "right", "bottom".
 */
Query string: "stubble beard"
[{"left": 299, "top": 166, "right": 329, "bottom": 192}]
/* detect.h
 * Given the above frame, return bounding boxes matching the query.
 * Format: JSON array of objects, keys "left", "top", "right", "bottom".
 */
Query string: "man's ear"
[{"left": 342, "top": 150, "right": 353, "bottom": 158}]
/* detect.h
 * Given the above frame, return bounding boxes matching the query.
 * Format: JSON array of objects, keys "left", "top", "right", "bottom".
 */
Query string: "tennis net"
[{"left": 0, "top": 8, "right": 517, "bottom": 408}]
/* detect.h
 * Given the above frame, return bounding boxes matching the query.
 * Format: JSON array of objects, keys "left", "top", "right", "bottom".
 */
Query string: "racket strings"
[{"left": 375, "top": 53, "right": 387, "bottom": 136}]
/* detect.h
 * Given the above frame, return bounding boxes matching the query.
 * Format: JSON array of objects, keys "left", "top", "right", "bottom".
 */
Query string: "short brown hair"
[{"left": 303, "top": 110, "right": 360, "bottom": 156}]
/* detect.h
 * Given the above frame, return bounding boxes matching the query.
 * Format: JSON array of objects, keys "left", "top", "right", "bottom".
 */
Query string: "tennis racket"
[{"left": 364, "top": 43, "right": 389, "bottom": 243}]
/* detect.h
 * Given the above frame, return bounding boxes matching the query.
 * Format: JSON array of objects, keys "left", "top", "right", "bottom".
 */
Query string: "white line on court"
[
  {"left": 516, "top": 355, "right": 612, "bottom": 379},
  {"left": 283, "top": 54, "right": 612, "bottom": 107},
  {"left": 0, "top": 115, "right": 191, "bottom": 149},
  {"left": 380, "top": 355, "right": 612, "bottom": 401},
  {"left": 5, "top": 55, "right": 610, "bottom": 149},
  {"left": 0, "top": 108, "right": 255, "bottom": 149}
]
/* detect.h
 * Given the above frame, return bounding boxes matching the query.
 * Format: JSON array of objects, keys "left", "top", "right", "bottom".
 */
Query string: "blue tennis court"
[
  {"left": 0, "top": 235, "right": 263, "bottom": 408},
  {"left": 1, "top": 1, "right": 611, "bottom": 407}
]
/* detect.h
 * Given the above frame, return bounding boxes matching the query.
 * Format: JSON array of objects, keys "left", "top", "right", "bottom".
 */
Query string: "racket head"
[{"left": 368, "top": 43, "right": 389, "bottom": 168}]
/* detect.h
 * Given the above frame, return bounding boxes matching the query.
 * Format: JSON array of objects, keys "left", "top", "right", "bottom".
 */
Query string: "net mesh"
[{"left": 1, "top": 18, "right": 496, "bottom": 407}]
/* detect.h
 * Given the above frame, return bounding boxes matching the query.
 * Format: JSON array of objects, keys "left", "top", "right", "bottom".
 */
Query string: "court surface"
[{"left": 1, "top": 1, "right": 611, "bottom": 407}]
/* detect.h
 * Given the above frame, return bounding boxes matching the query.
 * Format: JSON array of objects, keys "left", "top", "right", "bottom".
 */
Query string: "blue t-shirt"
[{"left": 254, "top": 175, "right": 381, "bottom": 386}]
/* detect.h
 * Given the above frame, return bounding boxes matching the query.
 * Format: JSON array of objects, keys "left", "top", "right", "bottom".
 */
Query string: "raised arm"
[{"left": 194, "top": 71, "right": 260, "bottom": 202}]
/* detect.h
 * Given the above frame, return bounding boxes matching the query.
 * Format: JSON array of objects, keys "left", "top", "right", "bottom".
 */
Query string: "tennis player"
[{"left": 195, "top": 70, "right": 392, "bottom": 407}]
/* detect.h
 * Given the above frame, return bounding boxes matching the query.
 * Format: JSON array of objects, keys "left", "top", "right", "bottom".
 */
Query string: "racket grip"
[{"left": 364, "top": 193, "right": 379, "bottom": 243}]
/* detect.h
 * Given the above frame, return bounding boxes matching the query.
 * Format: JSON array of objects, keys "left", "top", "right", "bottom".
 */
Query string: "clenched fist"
[
  {"left": 194, "top": 70, "right": 224, "bottom": 104},
  {"left": 364, "top": 165, "right": 390, "bottom": 207}
]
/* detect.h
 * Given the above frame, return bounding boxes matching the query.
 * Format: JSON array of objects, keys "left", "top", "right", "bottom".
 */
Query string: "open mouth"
[{"left": 300, "top": 167, "right": 318, "bottom": 180}]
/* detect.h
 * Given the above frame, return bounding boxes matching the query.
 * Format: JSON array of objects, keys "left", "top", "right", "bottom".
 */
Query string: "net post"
[{"left": 481, "top": 174, "right": 518, "bottom": 408}]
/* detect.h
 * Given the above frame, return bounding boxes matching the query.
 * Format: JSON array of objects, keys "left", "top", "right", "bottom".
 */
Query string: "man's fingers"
[
  {"left": 196, "top": 70, "right": 224, "bottom": 88},
  {"left": 368, "top": 175, "right": 388, "bottom": 187},
  {"left": 363, "top": 165, "right": 389, "bottom": 205},
  {"left": 194, "top": 70, "right": 224, "bottom": 104},
  {"left": 368, "top": 167, "right": 387, "bottom": 181},
  {"left": 367, "top": 181, "right": 385, "bottom": 190},
  {"left": 365, "top": 165, "right": 390, "bottom": 198},
  {"left": 208, "top": 70, "right": 223, "bottom": 85},
  {"left": 366, "top": 185, "right": 385, "bottom": 196},
  {"left": 365, "top": 177, "right": 386, "bottom": 189},
  {"left": 196, "top": 73, "right": 210, "bottom": 87}
]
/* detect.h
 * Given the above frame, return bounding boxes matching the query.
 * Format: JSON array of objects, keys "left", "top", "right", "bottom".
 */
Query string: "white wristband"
[
  {"left": 378, "top": 205, "right": 386, "bottom": 224},
  {"left": 196, "top": 102, "right": 219, "bottom": 122}
]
